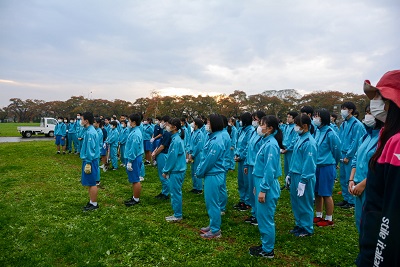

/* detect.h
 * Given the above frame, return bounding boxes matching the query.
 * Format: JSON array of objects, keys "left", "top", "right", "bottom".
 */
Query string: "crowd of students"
[{"left": 55, "top": 70, "right": 400, "bottom": 264}]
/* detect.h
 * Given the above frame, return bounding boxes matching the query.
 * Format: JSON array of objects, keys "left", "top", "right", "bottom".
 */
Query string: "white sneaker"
[
  {"left": 139, "top": 176, "right": 144, "bottom": 182},
  {"left": 152, "top": 161, "right": 157, "bottom": 166},
  {"left": 165, "top": 215, "right": 182, "bottom": 222},
  {"left": 100, "top": 164, "right": 104, "bottom": 168}
]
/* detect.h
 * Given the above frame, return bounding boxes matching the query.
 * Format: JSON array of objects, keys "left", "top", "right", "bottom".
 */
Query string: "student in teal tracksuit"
[
  {"left": 330, "top": 114, "right": 339, "bottom": 134},
  {"left": 119, "top": 120, "right": 129, "bottom": 167},
  {"left": 80, "top": 112, "right": 100, "bottom": 212},
  {"left": 105, "top": 121, "right": 119, "bottom": 170},
  {"left": 312, "top": 109, "right": 341, "bottom": 227},
  {"left": 249, "top": 115, "right": 283, "bottom": 258},
  {"left": 288, "top": 114, "right": 317, "bottom": 237},
  {"left": 54, "top": 116, "right": 67, "bottom": 154},
  {"left": 93, "top": 118, "right": 103, "bottom": 186},
  {"left": 196, "top": 114, "right": 226, "bottom": 239},
  {"left": 227, "top": 117, "right": 238, "bottom": 171},
  {"left": 244, "top": 111, "right": 266, "bottom": 224},
  {"left": 220, "top": 115, "right": 233, "bottom": 215},
  {"left": 337, "top": 102, "right": 366, "bottom": 209},
  {"left": 124, "top": 113, "right": 144, "bottom": 207},
  {"left": 143, "top": 118, "right": 154, "bottom": 165},
  {"left": 188, "top": 118, "right": 205, "bottom": 194},
  {"left": 75, "top": 113, "right": 84, "bottom": 154},
  {"left": 282, "top": 111, "right": 299, "bottom": 179},
  {"left": 162, "top": 118, "right": 187, "bottom": 222},
  {"left": 234, "top": 112, "right": 254, "bottom": 211},
  {"left": 348, "top": 109, "right": 382, "bottom": 232},
  {"left": 67, "top": 118, "right": 77, "bottom": 153}
]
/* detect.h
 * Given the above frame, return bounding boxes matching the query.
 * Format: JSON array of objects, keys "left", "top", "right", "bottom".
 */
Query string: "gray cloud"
[{"left": 1, "top": 0, "right": 399, "bottom": 107}]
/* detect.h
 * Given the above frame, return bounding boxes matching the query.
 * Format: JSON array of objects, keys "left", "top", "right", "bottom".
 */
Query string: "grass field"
[
  {"left": 0, "top": 123, "right": 40, "bottom": 137},
  {"left": 0, "top": 141, "right": 359, "bottom": 266}
]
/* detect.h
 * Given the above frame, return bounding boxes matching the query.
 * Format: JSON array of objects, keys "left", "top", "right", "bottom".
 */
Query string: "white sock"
[
  {"left": 325, "top": 215, "right": 332, "bottom": 221},
  {"left": 133, "top": 198, "right": 139, "bottom": 202},
  {"left": 316, "top": 212, "right": 323, "bottom": 218},
  {"left": 90, "top": 200, "right": 98, "bottom": 206}
]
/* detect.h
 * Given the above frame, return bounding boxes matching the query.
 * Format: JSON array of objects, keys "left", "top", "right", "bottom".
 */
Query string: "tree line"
[{"left": 0, "top": 89, "right": 368, "bottom": 123}]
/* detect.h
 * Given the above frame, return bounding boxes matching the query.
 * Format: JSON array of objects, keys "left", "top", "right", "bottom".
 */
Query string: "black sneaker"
[
  {"left": 334, "top": 200, "right": 348, "bottom": 207},
  {"left": 249, "top": 245, "right": 262, "bottom": 253},
  {"left": 68, "top": 151, "right": 72, "bottom": 154},
  {"left": 233, "top": 202, "right": 245, "bottom": 209},
  {"left": 341, "top": 203, "right": 355, "bottom": 209},
  {"left": 245, "top": 216, "right": 255, "bottom": 223},
  {"left": 155, "top": 193, "right": 169, "bottom": 200},
  {"left": 249, "top": 247, "right": 274, "bottom": 258},
  {"left": 144, "top": 161, "right": 150, "bottom": 165},
  {"left": 239, "top": 203, "right": 251, "bottom": 211},
  {"left": 195, "top": 190, "right": 203, "bottom": 195},
  {"left": 125, "top": 198, "right": 140, "bottom": 207},
  {"left": 82, "top": 202, "right": 99, "bottom": 212},
  {"left": 289, "top": 226, "right": 302, "bottom": 234},
  {"left": 189, "top": 189, "right": 197, "bottom": 193}
]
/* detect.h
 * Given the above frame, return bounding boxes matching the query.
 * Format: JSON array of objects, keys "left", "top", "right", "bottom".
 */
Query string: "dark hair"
[
  {"left": 156, "top": 116, "right": 162, "bottom": 120},
  {"left": 300, "top": 106, "right": 314, "bottom": 116},
  {"left": 255, "top": 111, "right": 266, "bottom": 120},
  {"left": 105, "top": 117, "right": 111, "bottom": 121},
  {"left": 370, "top": 101, "right": 400, "bottom": 169},
  {"left": 220, "top": 115, "right": 232, "bottom": 136},
  {"left": 57, "top": 116, "right": 63, "bottom": 120},
  {"left": 287, "top": 111, "right": 298, "bottom": 119},
  {"left": 161, "top": 115, "right": 170, "bottom": 122},
  {"left": 331, "top": 114, "right": 337, "bottom": 122},
  {"left": 240, "top": 112, "right": 252, "bottom": 127},
  {"left": 209, "top": 114, "right": 224, "bottom": 132},
  {"left": 147, "top": 117, "right": 153, "bottom": 124},
  {"left": 315, "top": 108, "right": 330, "bottom": 126},
  {"left": 341, "top": 102, "right": 357, "bottom": 115},
  {"left": 82, "top": 112, "right": 94, "bottom": 125},
  {"left": 120, "top": 120, "right": 127, "bottom": 125},
  {"left": 76, "top": 112, "right": 82, "bottom": 116},
  {"left": 129, "top": 113, "right": 141, "bottom": 126},
  {"left": 194, "top": 118, "right": 204, "bottom": 129},
  {"left": 169, "top": 118, "right": 184, "bottom": 140},
  {"left": 261, "top": 115, "right": 284, "bottom": 149},
  {"left": 94, "top": 118, "right": 102, "bottom": 124},
  {"left": 110, "top": 121, "right": 118, "bottom": 127},
  {"left": 294, "top": 114, "right": 311, "bottom": 130}
]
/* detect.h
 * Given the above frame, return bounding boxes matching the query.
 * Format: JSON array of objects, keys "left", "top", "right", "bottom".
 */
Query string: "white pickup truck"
[{"left": 17, "top": 117, "right": 58, "bottom": 138}]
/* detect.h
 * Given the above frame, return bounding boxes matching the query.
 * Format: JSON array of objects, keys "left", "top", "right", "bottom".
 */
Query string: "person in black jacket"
[{"left": 357, "top": 70, "right": 400, "bottom": 266}]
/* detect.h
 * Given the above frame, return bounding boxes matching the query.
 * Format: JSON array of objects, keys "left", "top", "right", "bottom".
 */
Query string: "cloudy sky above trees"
[{"left": 1, "top": 0, "right": 399, "bottom": 107}]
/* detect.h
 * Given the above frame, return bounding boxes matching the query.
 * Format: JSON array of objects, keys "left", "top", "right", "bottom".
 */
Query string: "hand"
[
  {"left": 230, "top": 147, "right": 234, "bottom": 150},
  {"left": 281, "top": 149, "right": 287, "bottom": 154},
  {"left": 186, "top": 158, "right": 189, "bottom": 163},
  {"left": 61, "top": 137, "right": 65, "bottom": 140},
  {"left": 343, "top": 158, "right": 349, "bottom": 165},
  {"left": 150, "top": 138, "right": 155, "bottom": 143},
  {"left": 84, "top": 163, "right": 91, "bottom": 174},
  {"left": 234, "top": 156, "right": 240, "bottom": 162},
  {"left": 126, "top": 162, "right": 133, "bottom": 171},
  {"left": 297, "top": 182, "right": 306, "bottom": 197},
  {"left": 285, "top": 175, "right": 291, "bottom": 187},
  {"left": 258, "top": 192, "right": 266, "bottom": 203},
  {"left": 352, "top": 182, "right": 366, "bottom": 196},
  {"left": 78, "top": 138, "right": 82, "bottom": 140},
  {"left": 348, "top": 180, "right": 355, "bottom": 195},
  {"left": 162, "top": 173, "right": 169, "bottom": 179},
  {"left": 244, "top": 168, "right": 248, "bottom": 175},
  {"left": 103, "top": 143, "right": 107, "bottom": 149}
]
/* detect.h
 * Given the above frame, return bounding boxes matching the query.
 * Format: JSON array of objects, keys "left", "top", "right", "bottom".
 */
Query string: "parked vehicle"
[{"left": 17, "top": 117, "right": 57, "bottom": 138}]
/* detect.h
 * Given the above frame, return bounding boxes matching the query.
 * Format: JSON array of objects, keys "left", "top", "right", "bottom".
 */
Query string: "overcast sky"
[{"left": 1, "top": 0, "right": 399, "bottom": 108}]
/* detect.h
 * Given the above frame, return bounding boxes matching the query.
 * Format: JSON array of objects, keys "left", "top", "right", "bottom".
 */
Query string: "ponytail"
[{"left": 170, "top": 118, "right": 185, "bottom": 140}]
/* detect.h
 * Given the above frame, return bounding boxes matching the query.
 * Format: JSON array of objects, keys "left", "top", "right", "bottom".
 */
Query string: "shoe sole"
[{"left": 200, "top": 234, "right": 221, "bottom": 240}]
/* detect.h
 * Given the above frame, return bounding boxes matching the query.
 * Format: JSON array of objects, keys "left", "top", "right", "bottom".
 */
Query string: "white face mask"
[
  {"left": 228, "top": 123, "right": 232, "bottom": 126},
  {"left": 155, "top": 120, "right": 159, "bottom": 124},
  {"left": 239, "top": 121, "right": 242, "bottom": 127},
  {"left": 165, "top": 125, "right": 172, "bottom": 132},
  {"left": 294, "top": 125, "right": 303, "bottom": 134},
  {"left": 190, "top": 122, "right": 195, "bottom": 129},
  {"left": 70, "top": 120, "right": 74, "bottom": 123},
  {"left": 252, "top": 121, "right": 259, "bottom": 127},
  {"left": 80, "top": 120, "right": 85, "bottom": 127},
  {"left": 256, "top": 126, "right": 265, "bottom": 136},
  {"left": 313, "top": 117, "right": 321, "bottom": 127},
  {"left": 58, "top": 119, "right": 62, "bottom": 123},
  {"left": 205, "top": 124, "right": 212, "bottom": 133},
  {"left": 127, "top": 123, "right": 132, "bottom": 129},
  {"left": 76, "top": 116, "right": 81, "bottom": 120},
  {"left": 363, "top": 114, "right": 376, "bottom": 128},
  {"left": 341, "top": 109, "right": 349, "bottom": 120},
  {"left": 370, "top": 99, "right": 387, "bottom": 122},
  {"left": 160, "top": 122, "right": 165, "bottom": 129}
]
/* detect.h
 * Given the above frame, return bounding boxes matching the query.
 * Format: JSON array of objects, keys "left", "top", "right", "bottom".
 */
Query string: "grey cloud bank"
[{"left": 0, "top": 0, "right": 399, "bottom": 107}]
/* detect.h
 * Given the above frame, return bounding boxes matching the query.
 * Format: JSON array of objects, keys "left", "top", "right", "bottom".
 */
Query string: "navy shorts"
[
  {"left": 144, "top": 140, "right": 152, "bottom": 151},
  {"left": 55, "top": 135, "right": 65, "bottom": 146},
  {"left": 81, "top": 159, "right": 99, "bottom": 186},
  {"left": 126, "top": 156, "right": 142, "bottom": 183},
  {"left": 315, "top": 165, "right": 336, "bottom": 196}
]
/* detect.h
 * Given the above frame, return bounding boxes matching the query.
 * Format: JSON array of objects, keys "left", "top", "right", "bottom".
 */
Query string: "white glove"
[
  {"left": 103, "top": 143, "right": 107, "bottom": 149},
  {"left": 126, "top": 162, "right": 133, "bottom": 171},
  {"left": 297, "top": 182, "right": 306, "bottom": 197},
  {"left": 285, "top": 175, "right": 291, "bottom": 187},
  {"left": 186, "top": 158, "right": 189, "bottom": 163},
  {"left": 150, "top": 138, "right": 155, "bottom": 143},
  {"left": 280, "top": 149, "right": 284, "bottom": 154},
  {"left": 84, "top": 163, "right": 91, "bottom": 174}
]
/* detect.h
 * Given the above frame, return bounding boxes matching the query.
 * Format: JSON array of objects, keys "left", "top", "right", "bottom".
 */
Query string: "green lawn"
[
  {"left": 0, "top": 141, "right": 359, "bottom": 266},
  {"left": 0, "top": 123, "right": 40, "bottom": 137}
]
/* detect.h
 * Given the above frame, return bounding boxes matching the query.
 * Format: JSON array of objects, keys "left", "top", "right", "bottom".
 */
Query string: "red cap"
[{"left": 364, "top": 70, "right": 400, "bottom": 108}]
